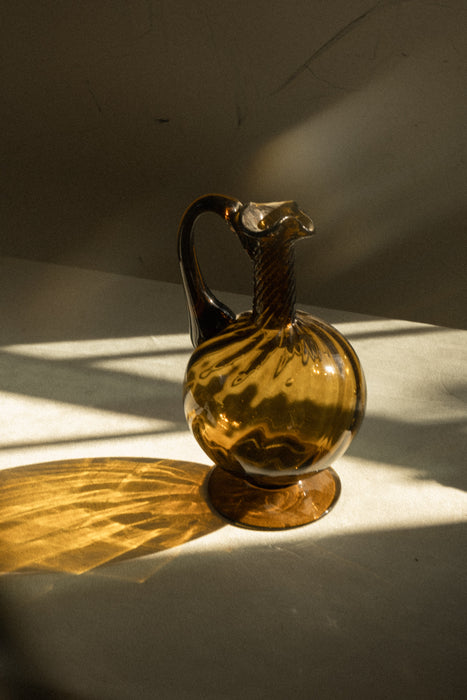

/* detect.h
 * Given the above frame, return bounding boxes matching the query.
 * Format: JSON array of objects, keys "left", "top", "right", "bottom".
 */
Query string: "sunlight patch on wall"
[{"left": 247, "top": 52, "right": 465, "bottom": 284}]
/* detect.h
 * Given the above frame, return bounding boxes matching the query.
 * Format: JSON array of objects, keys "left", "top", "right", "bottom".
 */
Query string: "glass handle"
[{"left": 177, "top": 194, "right": 242, "bottom": 347}]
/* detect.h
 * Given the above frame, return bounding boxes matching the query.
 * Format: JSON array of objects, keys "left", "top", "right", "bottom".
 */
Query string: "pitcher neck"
[{"left": 252, "top": 238, "right": 297, "bottom": 328}]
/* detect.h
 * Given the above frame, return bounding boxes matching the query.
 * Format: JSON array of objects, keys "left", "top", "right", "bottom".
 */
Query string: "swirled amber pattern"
[{"left": 184, "top": 310, "right": 366, "bottom": 488}]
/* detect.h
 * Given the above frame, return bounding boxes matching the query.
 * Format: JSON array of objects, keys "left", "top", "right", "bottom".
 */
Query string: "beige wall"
[{"left": 1, "top": 1, "right": 466, "bottom": 328}]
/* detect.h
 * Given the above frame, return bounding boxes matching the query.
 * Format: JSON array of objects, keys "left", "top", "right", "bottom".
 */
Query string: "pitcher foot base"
[{"left": 207, "top": 465, "right": 341, "bottom": 530}]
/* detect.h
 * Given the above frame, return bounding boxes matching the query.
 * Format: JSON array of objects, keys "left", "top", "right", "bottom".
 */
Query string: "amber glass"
[{"left": 178, "top": 195, "right": 366, "bottom": 529}]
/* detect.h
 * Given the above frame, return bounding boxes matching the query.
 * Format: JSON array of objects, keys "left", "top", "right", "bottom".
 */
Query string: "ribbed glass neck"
[{"left": 251, "top": 238, "right": 296, "bottom": 328}]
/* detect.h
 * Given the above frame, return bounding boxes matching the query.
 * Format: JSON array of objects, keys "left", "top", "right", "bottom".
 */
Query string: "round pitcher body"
[{"left": 184, "top": 310, "right": 366, "bottom": 488}]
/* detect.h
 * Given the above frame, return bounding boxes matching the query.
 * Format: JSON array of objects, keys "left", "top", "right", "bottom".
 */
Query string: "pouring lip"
[{"left": 237, "top": 200, "right": 315, "bottom": 238}]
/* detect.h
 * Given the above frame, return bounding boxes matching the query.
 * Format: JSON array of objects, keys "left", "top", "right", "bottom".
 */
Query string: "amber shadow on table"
[{"left": 0, "top": 457, "right": 223, "bottom": 575}]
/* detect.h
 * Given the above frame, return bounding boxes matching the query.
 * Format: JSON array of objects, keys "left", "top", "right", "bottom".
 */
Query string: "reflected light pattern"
[{"left": 0, "top": 457, "right": 222, "bottom": 575}]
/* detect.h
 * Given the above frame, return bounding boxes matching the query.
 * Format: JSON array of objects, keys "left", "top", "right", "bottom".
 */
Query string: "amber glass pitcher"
[{"left": 178, "top": 195, "right": 366, "bottom": 529}]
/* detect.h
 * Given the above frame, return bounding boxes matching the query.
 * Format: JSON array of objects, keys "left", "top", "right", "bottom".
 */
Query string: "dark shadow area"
[
  {"left": 316, "top": 208, "right": 467, "bottom": 330},
  {"left": 345, "top": 322, "right": 446, "bottom": 341},
  {"left": 0, "top": 256, "right": 190, "bottom": 344},
  {"left": 0, "top": 520, "right": 465, "bottom": 699},
  {"left": 347, "top": 410, "right": 467, "bottom": 492},
  {"left": 0, "top": 593, "right": 84, "bottom": 699},
  {"left": 0, "top": 457, "right": 223, "bottom": 575},
  {"left": 0, "top": 345, "right": 188, "bottom": 426},
  {"left": 0, "top": 429, "right": 177, "bottom": 454}
]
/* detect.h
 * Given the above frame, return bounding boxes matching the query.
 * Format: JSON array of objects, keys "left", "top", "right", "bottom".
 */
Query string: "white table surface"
[{"left": 0, "top": 256, "right": 466, "bottom": 699}]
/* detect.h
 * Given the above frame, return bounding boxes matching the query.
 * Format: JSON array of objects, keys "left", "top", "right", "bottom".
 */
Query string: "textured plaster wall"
[{"left": 1, "top": 0, "right": 466, "bottom": 328}]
